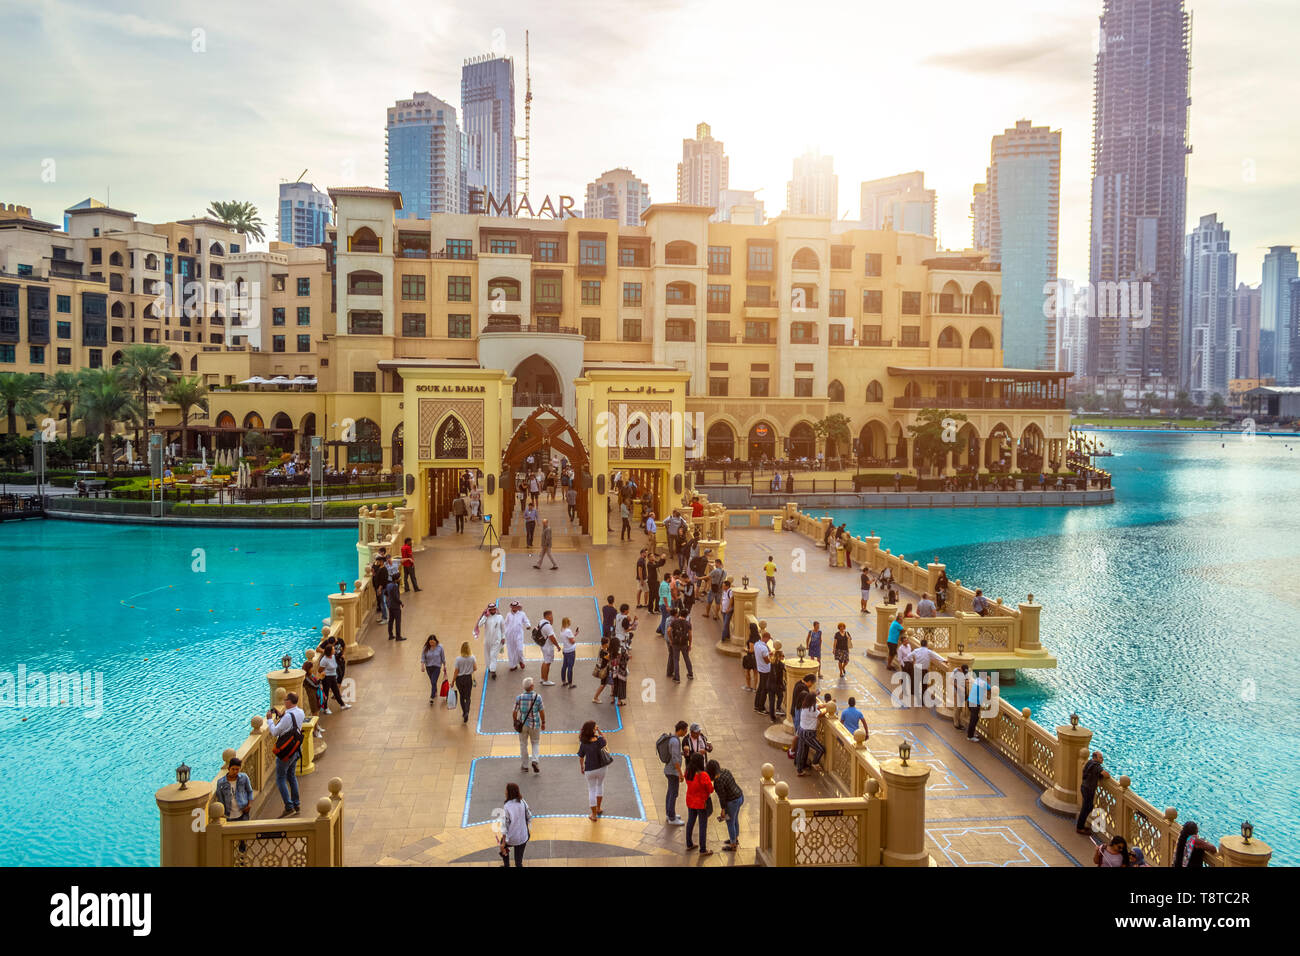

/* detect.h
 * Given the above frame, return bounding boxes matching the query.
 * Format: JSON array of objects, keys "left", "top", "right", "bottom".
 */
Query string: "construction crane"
[{"left": 519, "top": 30, "right": 532, "bottom": 197}]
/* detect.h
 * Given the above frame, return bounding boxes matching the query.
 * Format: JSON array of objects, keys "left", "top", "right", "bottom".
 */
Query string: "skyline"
[{"left": 2, "top": 0, "right": 1297, "bottom": 285}]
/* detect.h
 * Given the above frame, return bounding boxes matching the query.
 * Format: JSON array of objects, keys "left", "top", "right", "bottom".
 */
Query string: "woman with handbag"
[
  {"left": 577, "top": 720, "right": 612, "bottom": 821},
  {"left": 742, "top": 622, "right": 758, "bottom": 692},
  {"left": 683, "top": 752, "right": 714, "bottom": 856},
  {"left": 419, "top": 635, "right": 445, "bottom": 705},
  {"left": 499, "top": 782, "right": 532, "bottom": 867},
  {"left": 453, "top": 642, "right": 477, "bottom": 724},
  {"left": 592, "top": 637, "right": 612, "bottom": 703}
]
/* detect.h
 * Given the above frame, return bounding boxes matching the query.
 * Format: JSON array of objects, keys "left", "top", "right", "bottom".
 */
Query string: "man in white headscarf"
[
  {"left": 504, "top": 599, "right": 532, "bottom": 671},
  {"left": 476, "top": 601, "right": 506, "bottom": 679}
]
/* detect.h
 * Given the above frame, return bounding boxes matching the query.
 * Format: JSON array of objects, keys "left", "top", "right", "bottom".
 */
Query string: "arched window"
[
  {"left": 748, "top": 422, "right": 776, "bottom": 461},
  {"left": 664, "top": 240, "right": 696, "bottom": 265},
  {"left": 622, "top": 416, "right": 656, "bottom": 460},
  {"left": 971, "top": 281, "right": 994, "bottom": 315},
  {"left": 243, "top": 412, "right": 264, "bottom": 429},
  {"left": 706, "top": 422, "right": 736, "bottom": 459},
  {"left": 350, "top": 417, "right": 382, "bottom": 464},
  {"left": 208, "top": 241, "right": 224, "bottom": 257},
  {"left": 111, "top": 350, "right": 123, "bottom": 366},
  {"left": 144, "top": 254, "right": 159, "bottom": 271},
  {"left": 865, "top": 380, "right": 884, "bottom": 403},
  {"left": 666, "top": 281, "right": 695, "bottom": 305},
  {"left": 938, "top": 279, "right": 964, "bottom": 313},
  {"left": 392, "top": 423, "right": 404, "bottom": 469},
  {"left": 109, "top": 251, "right": 123, "bottom": 267},
  {"left": 828, "top": 380, "right": 845, "bottom": 403},
  {"left": 349, "top": 227, "right": 381, "bottom": 253},
  {"left": 111, "top": 301, "right": 125, "bottom": 318},
  {"left": 169, "top": 353, "right": 182, "bottom": 371},
  {"left": 970, "top": 326, "right": 994, "bottom": 349},
  {"left": 788, "top": 422, "right": 816, "bottom": 459},
  {"left": 215, "top": 411, "right": 236, "bottom": 429},
  {"left": 347, "top": 270, "right": 383, "bottom": 295},
  {"left": 791, "top": 247, "right": 820, "bottom": 271},
  {"left": 938, "top": 326, "right": 962, "bottom": 348},
  {"left": 487, "top": 277, "right": 521, "bottom": 301},
  {"left": 434, "top": 416, "right": 468, "bottom": 460},
  {"left": 178, "top": 238, "right": 191, "bottom": 253},
  {"left": 271, "top": 412, "right": 293, "bottom": 431}
]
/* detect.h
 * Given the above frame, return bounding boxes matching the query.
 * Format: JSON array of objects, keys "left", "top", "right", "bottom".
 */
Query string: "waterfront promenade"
[{"left": 256, "top": 496, "right": 1087, "bottom": 867}]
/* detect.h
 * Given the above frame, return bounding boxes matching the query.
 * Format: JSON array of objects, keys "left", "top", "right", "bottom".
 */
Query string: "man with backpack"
[
  {"left": 707, "top": 558, "right": 725, "bottom": 620},
  {"left": 267, "top": 692, "right": 306, "bottom": 817},
  {"left": 656, "top": 720, "right": 689, "bottom": 825},
  {"left": 667, "top": 607, "right": 694, "bottom": 682}
]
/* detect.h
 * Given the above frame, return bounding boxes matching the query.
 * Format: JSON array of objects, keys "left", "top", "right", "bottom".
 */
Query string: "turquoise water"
[
  {"left": 0, "top": 522, "right": 356, "bottom": 865},
  {"left": 827, "top": 431, "right": 1300, "bottom": 864}
]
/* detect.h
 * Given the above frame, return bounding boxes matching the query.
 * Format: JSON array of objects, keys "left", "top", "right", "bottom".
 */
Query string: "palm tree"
[
  {"left": 0, "top": 371, "right": 44, "bottom": 438},
  {"left": 206, "top": 200, "right": 265, "bottom": 242},
  {"left": 162, "top": 375, "right": 209, "bottom": 457},
  {"left": 75, "top": 369, "right": 141, "bottom": 477},
  {"left": 118, "top": 344, "right": 176, "bottom": 451},
  {"left": 41, "top": 370, "right": 82, "bottom": 442}
]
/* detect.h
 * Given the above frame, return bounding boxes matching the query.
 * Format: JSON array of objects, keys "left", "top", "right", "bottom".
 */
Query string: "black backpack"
[
  {"left": 655, "top": 732, "right": 674, "bottom": 764},
  {"left": 531, "top": 624, "right": 547, "bottom": 647}
]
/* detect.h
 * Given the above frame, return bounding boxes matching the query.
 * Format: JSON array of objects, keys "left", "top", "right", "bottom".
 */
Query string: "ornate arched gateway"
[{"left": 499, "top": 405, "right": 591, "bottom": 536}]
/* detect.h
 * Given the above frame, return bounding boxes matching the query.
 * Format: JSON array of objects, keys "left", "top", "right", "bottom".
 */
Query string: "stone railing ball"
[
  {"left": 774, "top": 781, "right": 790, "bottom": 800},
  {"left": 328, "top": 777, "right": 344, "bottom": 797},
  {"left": 316, "top": 797, "right": 333, "bottom": 817}
]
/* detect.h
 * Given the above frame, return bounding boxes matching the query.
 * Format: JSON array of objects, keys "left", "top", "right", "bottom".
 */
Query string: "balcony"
[
  {"left": 481, "top": 322, "right": 580, "bottom": 336},
  {"left": 789, "top": 334, "right": 819, "bottom": 345},
  {"left": 514, "top": 390, "right": 563, "bottom": 408},
  {"left": 893, "top": 395, "right": 1067, "bottom": 410},
  {"left": 741, "top": 334, "right": 777, "bottom": 345}
]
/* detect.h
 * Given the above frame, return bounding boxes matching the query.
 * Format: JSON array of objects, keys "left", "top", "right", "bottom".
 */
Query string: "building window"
[
  {"left": 581, "top": 280, "right": 601, "bottom": 305},
  {"left": 272, "top": 276, "right": 286, "bottom": 292},
  {"left": 57, "top": 321, "right": 71, "bottom": 339},
  {"left": 794, "top": 378, "right": 813, "bottom": 397},
  {"left": 708, "top": 245, "right": 731, "bottom": 274},
  {"left": 30, "top": 345, "right": 45, "bottom": 363},
  {"left": 17, "top": 264, "right": 32, "bottom": 277},
  {"left": 579, "top": 238, "right": 606, "bottom": 266},
  {"left": 622, "top": 319, "right": 642, "bottom": 341},
  {"left": 348, "top": 311, "right": 383, "bottom": 334},
  {"left": 272, "top": 308, "right": 286, "bottom": 326},
  {"left": 446, "top": 238, "right": 472, "bottom": 259},
  {"left": 863, "top": 290, "right": 883, "bottom": 314},
  {"left": 622, "top": 282, "right": 642, "bottom": 307},
  {"left": 297, "top": 334, "right": 311, "bottom": 352},
  {"left": 745, "top": 285, "right": 772, "bottom": 307},
  {"left": 864, "top": 253, "right": 882, "bottom": 277},
  {"left": 402, "top": 313, "right": 427, "bottom": 337},
  {"left": 862, "top": 325, "right": 883, "bottom": 345},
  {"left": 353, "top": 372, "right": 377, "bottom": 392},
  {"left": 707, "top": 284, "right": 731, "bottom": 313},
  {"left": 709, "top": 377, "right": 728, "bottom": 396},
  {"left": 666, "top": 319, "right": 694, "bottom": 341},
  {"left": 790, "top": 321, "right": 816, "bottom": 343},
  {"left": 401, "top": 275, "right": 426, "bottom": 300},
  {"left": 447, "top": 275, "right": 472, "bottom": 302},
  {"left": 582, "top": 316, "right": 601, "bottom": 340},
  {"left": 297, "top": 277, "right": 310, "bottom": 295},
  {"left": 57, "top": 347, "right": 71, "bottom": 365},
  {"left": 90, "top": 248, "right": 102, "bottom": 265},
  {"left": 750, "top": 378, "right": 769, "bottom": 397},
  {"left": 830, "top": 246, "right": 852, "bottom": 270},
  {"left": 448, "top": 314, "right": 471, "bottom": 338},
  {"left": 829, "top": 289, "right": 846, "bottom": 317},
  {"left": 619, "top": 246, "right": 637, "bottom": 267},
  {"left": 489, "top": 237, "right": 518, "bottom": 254},
  {"left": 901, "top": 326, "right": 921, "bottom": 345},
  {"left": 57, "top": 295, "right": 71, "bottom": 313},
  {"left": 272, "top": 335, "right": 285, "bottom": 352},
  {"left": 744, "top": 320, "right": 771, "bottom": 343},
  {"left": 901, "top": 291, "right": 922, "bottom": 315},
  {"left": 297, "top": 307, "right": 311, "bottom": 325},
  {"left": 535, "top": 239, "right": 560, "bottom": 262},
  {"left": 88, "top": 349, "right": 102, "bottom": 368},
  {"left": 534, "top": 277, "right": 561, "bottom": 307},
  {"left": 0, "top": 344, "right": 14, "bottom": 363},
  {"left": 829, "top": 325, "right": 845, "bottom": 346},
  {"left": 748, "top": 245, "right": 773, "bottom": 272}
]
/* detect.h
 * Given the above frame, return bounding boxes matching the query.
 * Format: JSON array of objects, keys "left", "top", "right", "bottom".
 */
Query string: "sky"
[{"left": 1, "top": 0, "right": 1296, "bottom": 285}]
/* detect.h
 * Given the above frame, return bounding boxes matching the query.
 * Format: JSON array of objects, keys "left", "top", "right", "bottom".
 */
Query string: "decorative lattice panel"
[
  {"left": 418, "top": 399, "right": 484, "bottom": 460},
  {"left": 793, "top": 812, "right": 859, "bottom": 865},
  {"left": 608, "top": 399, "right": 674, "bottom": 461},
  {"left": 230, "top": 832, "right": 310, "bottom": 867}
]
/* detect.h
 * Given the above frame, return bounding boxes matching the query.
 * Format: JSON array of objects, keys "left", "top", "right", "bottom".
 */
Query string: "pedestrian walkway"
[{"left": 273, "top": 514, "right": 1088, "bottom": 867}]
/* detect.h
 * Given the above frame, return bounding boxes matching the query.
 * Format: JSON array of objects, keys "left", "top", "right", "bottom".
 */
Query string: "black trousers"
[
  {"left": 1077, "top": 787, "right": 1097, "bottom": 830},
  {"left": 966, "top": 703, "right": 981, "bottom": 738},
  {"left": 502, "top": 841, "right": 527, "bottom": 866},
  {"left": 754, "top": 671, "right": 771, "bottom": 712},
  {"left": 403, "top": 564, "right": 419, "bottom": 591},
  {"left": 388, "top": 611, "right": 402, "bottom": 640},
  {"left": 525, "top": 521, "right": 536, "bottom": 547},
  {"left": 621, "top": 517, "right": 631, "bottom": 540},
  {"left": 455, "top": 674, "right": 473, "bottom": 721},
  {"left": 322, "top": 675, "right": 345, "bottom": 707},
  {"left": 668, "top": 644, "right": 694, "bottom": 680},
  {"left": 455, "top": 513, "right": 465, "bottom": 533},
  {"left": 649, "top": 582, "right": 660, "bottom": 612}
]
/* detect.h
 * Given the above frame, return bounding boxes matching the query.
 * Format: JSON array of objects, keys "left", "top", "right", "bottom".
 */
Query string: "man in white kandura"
[
  {"left": 504, "top": 599, "right": 532, "bottom": 672},
  {"left": 476, "top": 601, "right": 506, "bottom": 680}
]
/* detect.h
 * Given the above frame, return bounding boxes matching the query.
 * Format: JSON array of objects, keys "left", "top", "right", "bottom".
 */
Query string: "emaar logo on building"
[{"left": 49, "top": 886, "right": 151, "bottom": 936}]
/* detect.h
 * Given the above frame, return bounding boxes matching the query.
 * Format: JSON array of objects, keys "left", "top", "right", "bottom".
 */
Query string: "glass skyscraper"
[
  {"left": 1261, "top": 246, "right": 1298, "bottom": 384},
  {"left": 277, "top": 181, "right": 331, "bottom": 248},
  {"left": 386, "top": 92, "right": 463, "bottom": 219},
  {"left": 461, "top": 56, "right": 516, "bottom": 202}
]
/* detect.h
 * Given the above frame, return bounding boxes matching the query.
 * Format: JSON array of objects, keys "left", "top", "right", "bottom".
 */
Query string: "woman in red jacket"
[{"left": 683, "top": 752, "right": 715, "bottom": 857}]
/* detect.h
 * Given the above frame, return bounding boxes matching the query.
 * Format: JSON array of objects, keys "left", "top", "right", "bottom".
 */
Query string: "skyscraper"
[
  {"left": 583, "top": 168, "right": 651, "bottom": 225},
  {"left": 1181, "top": 214, "right": 1236, "bottom": 399},
  {"left": 1261, "top": 246, "right": 1298, "bottom": 384},
  {"left": 461, "top": 55, "right": 516, "bottom": 202},
  {"left": 386, "top": 92, "right": 464, "bottom": 219},
  {"left": 786, "top": 150, "right": 837, "bottom": 218},
  {"left": 717, "top": 189, "right": 765, "bottom": 225},
  {"left": 1087, "top": 0, "right": 1191, "bottom": 384},
  {"left": 971, "top": 181, "right": 990, "bottom": 251},
  {"left": 677, "top": 122, "right": 729, "bottom": 214},
  {"left": 277, "top": 181, "right": 331, "bottom": 248},
  {"left": 1231, "top": 283, "right": 1261, "bottom": 380},
  {"left": 984, "top": 120, "right": 1061, "bottom": 370},
  {"left": 859, "top": 172, "right": 935, "bottom": 237}
]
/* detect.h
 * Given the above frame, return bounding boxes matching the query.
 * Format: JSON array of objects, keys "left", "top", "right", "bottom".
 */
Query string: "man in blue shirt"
[
  {"left": 965, "top": 666, "right": 990, "bottom": 740},
  {"left": 839, "top": 697, "right": 867, "bottom": 738},
  {"left": 887, "top": 613, "right": 904, "bottom": 667}
]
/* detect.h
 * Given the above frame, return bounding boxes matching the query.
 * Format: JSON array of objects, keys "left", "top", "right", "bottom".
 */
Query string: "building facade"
[
  {"left": 1231, "top": 283, "right": 1261, "bottom": 380},
  {"left": 583, "top": 168, "right": 651, "bottom": 226},
  {"left": 859, "top": 172, "right": 936, "bottom": 237},
  {"left": 1181, "top": 213, "right": 1236, "bottom": 399},
  {"left": 277, "top": 181, "right": 332, "bottom": 247},
  {"left": 677, "top": 123, "right": 729, "bottom": 214},
  {"left": 786, "top": 151, "right": 838, "bottom": 219},
  {"left": 971, "top": 181, "right": 990, "bottom": 252},
  {"left": 1087, "top": 0, "right": 1190, "bottom": 384},
  {"left": 717, "top": 189, "right": 765, "bottom": 225},
  {"left": 1260, "top": 246, "right": 1298, "bottom": 385},
  {"left": 386, "top": 92, "right": 465, "bottom": 219},
  {"left": 460, "top": 57, "right": 516, "bottom": 202}
]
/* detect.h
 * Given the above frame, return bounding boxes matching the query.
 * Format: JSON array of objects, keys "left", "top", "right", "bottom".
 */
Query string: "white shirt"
[
  {"left": 911, "top": 647, "right": 943, "bottom": 670},
  {"left": 317, "top": 653, "right": 339, "bottom": 677},
  {"left": 897, "top": 642, "right": 913, "bottom": 666},
  {"left": 561, "top": 627, "right": 576, "bottom": 653},
  {"left": 539, "top": 620, "right": 557, "bottom": 661},
  {"left": 501, "top": 799, "right": 531, "bottom": 845},
  {"left": 754, "top": 640, "right": 771, "bottom": 673},
  {"left": 799, "top": 704, "right": 820, "bottom": 731},
  {"left": 268, "top": 706, "right": 305, "bottom": 737},
  {"left": 505, "top": 610, "right": 531, "bottom": 642}
]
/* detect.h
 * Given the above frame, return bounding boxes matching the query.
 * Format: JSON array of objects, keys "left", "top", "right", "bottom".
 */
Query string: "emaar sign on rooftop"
[{"left": 468, "top": 188, "right": 577, "bottom": 220}]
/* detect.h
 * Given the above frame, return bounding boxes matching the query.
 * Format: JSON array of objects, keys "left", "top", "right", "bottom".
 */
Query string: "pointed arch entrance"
[{"left": 500, "top": 405, "right": 591, "bottom": 538}]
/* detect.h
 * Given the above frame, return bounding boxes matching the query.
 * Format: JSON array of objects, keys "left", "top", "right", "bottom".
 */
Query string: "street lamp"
[
  {"left": 281, "top": 653, "right": 293, "bottom": 673},
  {"left": 1070, "top": 712, "right": 1080, "bottom": 730},
  {"left": 898, "top": 741, "right": 911, "bottom": 766},
  {"left": 176, "top": 761, "right": 191, "bottom": 790},
  {"left": 1241, "top": 821, "right": 1254, "bottom": 844}
]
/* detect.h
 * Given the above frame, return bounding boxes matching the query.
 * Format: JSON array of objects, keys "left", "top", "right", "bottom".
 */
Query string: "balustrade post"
[
  {"left": 765, "top": 654, "right": 820, "bottom": 749},
  {"left": 1042, "top": 720, "right": 1094, "bottom": 814},
  {"left": 1218, "top": 834, "right": 1272, "bottom": 867},
  {"left": 880, "top": 756, "right": 932, "bottom": 866},
  {"left": 329, "top": 590, "right": 372, "bottom": 663},
  {"left": 772, "top": 778, "right": 794, "bottom": 867},
  {"left": 1016, "top": 595, "right": 1047, "bottom": 659},
  {"left": 869, "top": 604, "right": 895, "bottom": 660},
  {"left": 267, "top": 665, "right": 305, "bottom": 714},
  {"left": 926, "top": 560, "right": 945, "bottom": 595},
  {"left": 156, "top": 775, "right": 212, "bottom": 867}
]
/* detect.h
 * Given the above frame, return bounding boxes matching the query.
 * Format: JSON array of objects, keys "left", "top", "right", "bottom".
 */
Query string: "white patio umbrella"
[{"left": 241, "top": 376, "right": 268, "bottom": 386}]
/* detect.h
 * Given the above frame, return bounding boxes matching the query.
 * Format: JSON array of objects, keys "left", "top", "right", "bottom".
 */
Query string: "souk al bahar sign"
[{"left": 468, "top": 188, "right": 577, "bottom": 219}]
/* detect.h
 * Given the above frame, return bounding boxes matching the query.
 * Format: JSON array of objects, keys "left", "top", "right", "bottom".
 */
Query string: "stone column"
[
  {"left": 764, "top": 655, "right": 821, "bottom": 749},
  {"left": 1016, "top": 596, "right": 1046, "bottom": 659},
  {"left": 268, "top": 666, "right": 305, "bottom": 714},
  {"left": 717, "top": 586, "right": 759, "bottom": 655},
  {"left": 869, "top": 604, "right": 895, "bottom": 659},
  {"left": 1042, "top": 722, "right": 1094, "bottom": 814},
  {"left": 1217, "top": 835, "right": 1273, "bottom": 867},
  {"left": 926, "top": 561, "right": 946, "bottom": 595},
  {"left": 156, "top": 778, "right": 213, "bottom": 867},
  {"left": 880, "top": 757, "right": 932, "bottom": 867},
  {"left": 329, "top": 590, "right": 373, "bottom": 663}
]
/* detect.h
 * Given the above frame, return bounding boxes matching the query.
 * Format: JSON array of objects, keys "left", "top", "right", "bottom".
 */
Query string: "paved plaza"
[{"left": 271, "top": 497, "right": 1087, "bottom": 866}]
